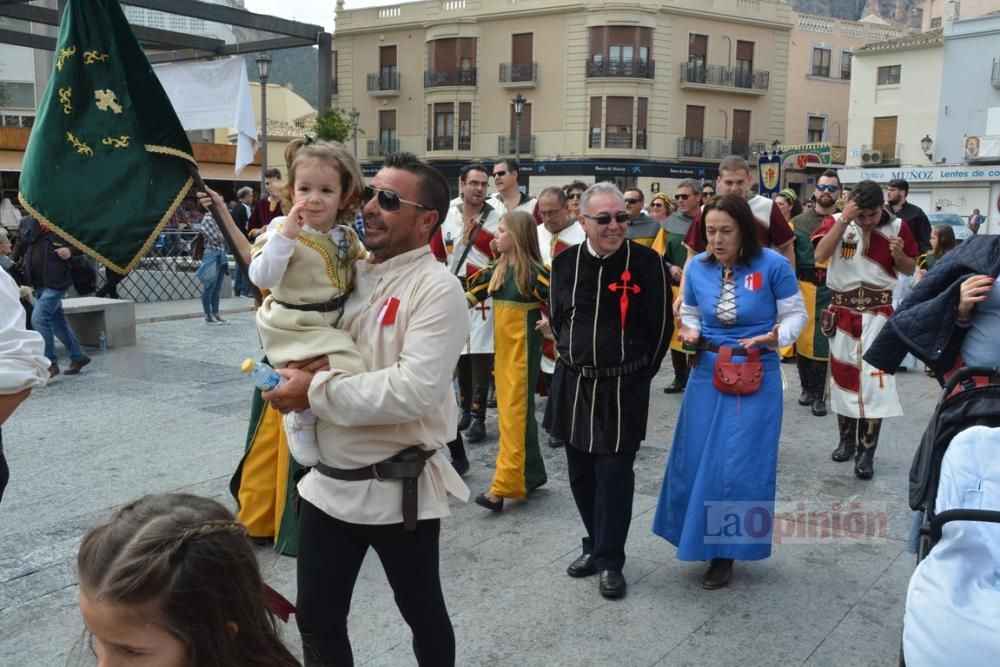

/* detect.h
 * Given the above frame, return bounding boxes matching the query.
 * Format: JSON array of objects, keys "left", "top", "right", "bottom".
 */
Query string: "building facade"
[{"left": 333, "top": 0, "right": 794, "bottom": 193}]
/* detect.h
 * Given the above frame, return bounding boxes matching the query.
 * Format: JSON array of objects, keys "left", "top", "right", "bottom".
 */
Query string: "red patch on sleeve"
[{"left": 377, "top": 297, "right": 400, "bottom": 325}]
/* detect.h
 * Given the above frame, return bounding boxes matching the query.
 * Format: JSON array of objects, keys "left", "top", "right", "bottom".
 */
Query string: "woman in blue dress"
[{"left": 652, "top": 194, "right": 806, "bottom": 589}]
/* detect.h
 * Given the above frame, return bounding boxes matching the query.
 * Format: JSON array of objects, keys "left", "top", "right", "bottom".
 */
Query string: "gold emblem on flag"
[
  {"left": 66, "top": 131, "right": 93, "bottom": 156},
  {"left": 58, "top": 87, "right": 73, "bottom": 114},
  {"left": 95, "top": 89, "right": 123, "bottom": 114},
  {"left": 83, "top": 51, "right": 110, "bottom": 65},
  {"left": 102, "top": 136, "right": 131, "bottom": 149},
  {"left": 56, "top": 46, "right": 76, "bottom": 72}
]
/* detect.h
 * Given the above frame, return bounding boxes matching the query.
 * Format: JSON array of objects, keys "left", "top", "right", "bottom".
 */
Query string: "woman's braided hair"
[{"left": 77, "top": 493, "right": 299, "bottom": 667}]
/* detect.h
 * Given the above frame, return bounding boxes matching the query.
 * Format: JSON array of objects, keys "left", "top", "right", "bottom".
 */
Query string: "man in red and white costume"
[
  {"left": 813, "top": 180, "right": 918, "bottom": 479},
  {"left": 430, "top": 163, "right": 501, "bottom": 443},
  {"left": 488, "top": 158, "right": 537, "bottom": 217},
  {"left": 535, "top": 186, "right": 586, "bottom": 448}
]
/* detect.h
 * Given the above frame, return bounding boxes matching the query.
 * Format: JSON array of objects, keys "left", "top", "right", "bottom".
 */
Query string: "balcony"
[
  {"left": 497, "top": 135, "right": 536, "bottom": 155},
  {"left": 586, "top": 58, "right": 655, "bottom": 79},
  {"left": 636, "top": 130, "right": 647, "bottom": 150},
  {"left": 678, "top": 137, "right": 767, "bottom": 160},
  {"left": 859, "top": 143, "right": 902, "bottom": 166},
  {"left": 499, "top": 62, "right": 537, "bottom": 88},
  {"left": 425, "top": 136, "right": 472, "bottom": 151},
  {"left": 678, "top": 63, "right": 769, "bottom": 95},
  {"left": 993, "top": 59, "right": 1000, "bottom": 89},
  {"left": 367, "top": 72, "right": 400, "bottom": 96},
  {"left": 424, "top": 68, "right": 477, "bottom": 88},
  {"left": 589, "top": 129, "right": 601, "bottom": 149},
  {"left": 605, "top": 133, "right": 633, "bottom": 149},
  {"left": 366, "top": 138, "right": 399, "bottom": 157}
]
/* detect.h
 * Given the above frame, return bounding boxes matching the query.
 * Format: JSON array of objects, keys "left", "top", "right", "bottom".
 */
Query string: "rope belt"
[
  {"left": 272, "top": 292, "right": 349, "bottom": 313},
  {"left": 830, "top": 287, "right": 892, "bottom": 312},
  {"left": 313, "top": 446, "right": 436, "bottom": 530},
  {"left": 560, "top": 354, "right": 649, "bottom": 379}
]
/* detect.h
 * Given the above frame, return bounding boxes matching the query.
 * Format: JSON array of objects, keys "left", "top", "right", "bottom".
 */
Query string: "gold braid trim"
[
  {"left": 145, "top": 144, "right": 197, "bottom": 166},
  {"left": 294, "top": 232, "right": 351, "bottom": 290},
  {"left": 18, "top": 177, "right": 193, "bottom": 275},
  {"left": 491, "top": 299, "right": 541, "bottom": 311}
]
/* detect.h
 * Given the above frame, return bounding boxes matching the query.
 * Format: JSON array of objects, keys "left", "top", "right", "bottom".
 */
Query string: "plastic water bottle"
[
  {"left": 241, "top": 358, "right": 284, "bottom": 391},
  {"left": 99, "top": 331, "right": 107, "bottom": 351}
]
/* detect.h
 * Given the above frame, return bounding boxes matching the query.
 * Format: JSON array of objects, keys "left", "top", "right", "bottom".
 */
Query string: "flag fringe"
[
  {"left": 18, "top": 175, "right": 193, "bottom": 275},
  {"left": 145, "top": 143, "right": 197, "bottom": 166}
]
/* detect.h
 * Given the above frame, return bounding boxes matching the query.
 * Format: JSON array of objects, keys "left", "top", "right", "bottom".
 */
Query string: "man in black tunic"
[{"left": 547, "top": 182, "right": 671, "bottom": 599}]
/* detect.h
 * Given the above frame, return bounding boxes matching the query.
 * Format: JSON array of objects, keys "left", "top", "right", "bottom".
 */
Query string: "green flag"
[{"left": 18, "top": 0, "right": 195, "bottom": 274}]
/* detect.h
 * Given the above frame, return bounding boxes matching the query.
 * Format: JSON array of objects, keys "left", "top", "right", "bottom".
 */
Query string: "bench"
[{"left": 63, "top": 297, "right": 136, "bottom": 348}]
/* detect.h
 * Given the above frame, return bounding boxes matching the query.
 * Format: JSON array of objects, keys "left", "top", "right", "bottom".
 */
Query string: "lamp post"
[
  {"left": 921, "top": 134, "right": 934, "bottom": 161},
  {"left": 512, "top": 93, "right": 526, "bottom": 167},
  {"left": 255, "top": 52, "right": 272, "bottom": 192},
  {"left": 350, "top": 107, "right": 360, "bottom": 157}
]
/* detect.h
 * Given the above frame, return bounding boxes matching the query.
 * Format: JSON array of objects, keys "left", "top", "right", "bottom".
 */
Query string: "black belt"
[
  {"left": 796, "top": 267, "right": 826, "bottom": 285},
  {"left": 313, "top": 446, "right": 435, "bottom": 530},
  {"left": 698, "top": 342, "right": 774, "bottom": 356},
  {"left": 273, "top": 292, "right": 349, "bottom": 313},
  {"left": 560, "top": 354, "right": 649, "bottom": 379}
]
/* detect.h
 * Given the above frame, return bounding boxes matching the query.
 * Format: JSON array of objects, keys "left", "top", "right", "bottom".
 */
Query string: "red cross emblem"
[
  {"left": 869, "top": 369, "right": 887, "bottom": 389},
  {"left": 475, "top": 301, "right": 491, "bottom": 321},
  {"left": 608, "top": 269, "right": 641, "bottom": 330}
]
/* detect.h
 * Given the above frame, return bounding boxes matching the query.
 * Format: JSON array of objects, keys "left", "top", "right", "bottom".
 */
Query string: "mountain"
[{"left": 793, "top": 0, "right": 923, "bottom": 25}]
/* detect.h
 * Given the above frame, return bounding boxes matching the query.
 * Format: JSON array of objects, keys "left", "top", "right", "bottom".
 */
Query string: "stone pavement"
[{"left": 0, "top": 300, "right": 942, "bottom": 666}]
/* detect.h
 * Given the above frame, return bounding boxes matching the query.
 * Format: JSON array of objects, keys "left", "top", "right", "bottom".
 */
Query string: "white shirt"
[
  {"left": 0, "top": 270, "right": 48, "bottom": 396},
  {"left": 248, "top": 218, "right": 349, "bottom": 289}
]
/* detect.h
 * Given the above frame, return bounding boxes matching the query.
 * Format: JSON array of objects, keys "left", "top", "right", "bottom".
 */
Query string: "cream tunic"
[
  {"left": 0, "top": 270, "right": 48, "bottom": 393},
  {"left": 299, "top": 246, "right": 471, "bottom": 524}
]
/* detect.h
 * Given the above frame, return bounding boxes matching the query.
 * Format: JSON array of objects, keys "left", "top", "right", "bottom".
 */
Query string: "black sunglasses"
[
  {"left": 624, "top": 198, "right": 641, "bottom": 205},
  {"left": 363, "top": 186, "right": 427, "bottom": 212},
  {"left": 583, "top": 212, "right": 630, "bottom": 225},
  {"left": 566, "top": 192, "right": 582, "bottom": 200},
  {"left": 815, "top": 184, "right": 839, "bottom": 192},
  {"left": 674, "top": 193, "right": 692, "bottom": 201},
  {"left": 702, "top": 190, "right": 716, "bottom": 196},
  {"left": 492, "top": 170, "right": 507, "bottom": 178}
]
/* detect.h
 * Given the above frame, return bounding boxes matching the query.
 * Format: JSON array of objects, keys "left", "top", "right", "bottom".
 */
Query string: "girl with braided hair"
[{"left": 77, "top": 493, "right": 299, "bottom": 667}]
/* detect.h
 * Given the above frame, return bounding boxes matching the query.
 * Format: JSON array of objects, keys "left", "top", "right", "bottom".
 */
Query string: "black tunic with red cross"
[{"left": 548, "top": 239, "right": 671, "bottom": 455}]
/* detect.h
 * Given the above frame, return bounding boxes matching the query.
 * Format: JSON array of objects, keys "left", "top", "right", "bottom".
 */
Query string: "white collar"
[{"left": 585, "top": 239, "right": 603, "bottom": 258}]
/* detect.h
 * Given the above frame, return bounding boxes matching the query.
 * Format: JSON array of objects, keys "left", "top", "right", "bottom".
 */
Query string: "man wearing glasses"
[
  {"left": 789, "top": 169, "right": 839, "bottom": 417},
  {"left": 547, "top": 182, "right": 670, "bottom": 600},
  {"left": 431, "top": 163, "right": 500, "bottom": 448},
  {"left": 623, "top": 187, "right": 659, "bottom": 247},
  {"left": 488, "top": 158, "right": 536, "bottom": 217},
  {"left": 264, "top": 153, "right": 471, "bottom": 667}
]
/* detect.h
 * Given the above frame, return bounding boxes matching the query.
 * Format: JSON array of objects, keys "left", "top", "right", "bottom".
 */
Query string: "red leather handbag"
[{"left": 712, "top": 346, "right": 763, "bottom": 395}]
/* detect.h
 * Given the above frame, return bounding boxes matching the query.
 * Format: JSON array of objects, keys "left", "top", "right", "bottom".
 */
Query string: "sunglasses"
[
  {"left": 624, "top": 198, "right": 641, "bottom": 205},
  {"left": 363, "top": 186, "right": 427, "bottom": 212},
  {"left": 674, "top": 193, "right": 692, "bottom": 201},
  {"left": 566, "top": 192, "right": 582, "bottom": 200},
  {"left": 583, "top": 211, "right": 630, "bottom": 225},
  {"left": 702, "top": 191, "right": 716, "bottom": 197},
  {"left": 649, "top": 202, "right": 665, "bottom": 208},
  {"left": 492, "top": 170, "right": 507, "bottom": 178},
  {"left": 815, "top": 184, "right": 839, "bottom": 192}
]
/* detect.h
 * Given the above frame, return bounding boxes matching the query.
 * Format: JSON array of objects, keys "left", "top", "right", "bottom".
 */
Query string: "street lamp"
[
  {"left": 920, "top": 134, "right": 934, "bottom": 161},
  {"left": 255, "top": 52, "right": 272, "bottom": 192},
  {"left": 350, "top": 107, "right": 360, "bottom": 157},
  {"left": 512, "top": 93, "right": 526, "bottom": 167}
]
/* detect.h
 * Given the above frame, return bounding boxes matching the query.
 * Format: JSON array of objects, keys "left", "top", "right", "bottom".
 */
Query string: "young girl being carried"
[
  {"left": 466, "top": 210, "right": 550, "bottom": 512},
  {"left": 77, "top": 493, "right": 299, "bottom": 666},
  {"left": 249, "top": 138, "right": 368, "bottom": 465}
]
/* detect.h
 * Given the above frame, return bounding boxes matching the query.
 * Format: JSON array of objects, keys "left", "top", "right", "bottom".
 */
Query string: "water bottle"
[
  {"left": 99, "top": 331, "right": 108, "bottom": 351},
  {"left": 240, "top": 358, "right": 284, "bottom": 391}
]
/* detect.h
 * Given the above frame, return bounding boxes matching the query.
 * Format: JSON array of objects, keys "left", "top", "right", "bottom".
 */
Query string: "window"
[
  {"left": 510, "top": 33, "right": 534, "bottom": 82},
  {"left": 589, "top": 97, "right": 602, "bottom": 148},
  {"left": 588, "top": 26, "right": 652, "bottom": 77},
  {"left": 379, "top": 46, "right": 398, "bottom": 88},
  {"left": 427, "top": 37, "right": 477, "bottom": 86},
  {"left": 811, "top": 47, "right": 831, "bottom": 77},
  {"left": 636, "top": 98, "right": 648, "bottom": 150},
  {"left": 0, "top": 81, "right": 35, "bottom": 109},
  {"left": 605, "top": 96, "right": 633, "bottom": 149},
  {"left": 736, "top": 40, "right": 754, "bottom": 88},
  {"left": 877, "top": 65, "right": 901, "bottom": 85},
  {"left": 840, "top": 51, "right": 852, "bottom": 80},
  {"left": 379, "top": 110, "right": 397, "bottom": 153},
  {"left": 428, "top": 102, "right": 454, "bottom": 150},
  {"left": 807, "top": 116, "right": 826, "bottom": 143},
  {"left": 688, "top": 34, "right": 707, "bottom": 68},
  {"left": 459, "top": 102, "right": 471, "bottom": 150},
  {"left": 930, "top": 17, "right": 942, "bottom": 29},
  {"left": 684, "top": 105, "right": 705, "bottom": 156}
]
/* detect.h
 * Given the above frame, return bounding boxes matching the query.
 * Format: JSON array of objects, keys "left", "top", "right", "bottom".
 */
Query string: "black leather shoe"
[
  {"left": 811, "top": 399, "right": 827, "bottom": 417},
  {"left": 466, "top": 418, "right": 486, "bottom": 443},
  {"left": 452, "top": 458, "right": 470, "bottom": 476},
  {"left": 598, "top": 570, "right": 627, "bottom": 599},
  {"left": 663, "top": 380, "right": 685, "bottom": 394},
  {"left": 854, "top": 448, "right": 875, "bottom": 479},
  {"left": 701, "top": 558, "right": 734, "bottom": 590},
  {"left": 547, "top": 435, "right": 566, "bottom": 448},
  {"left": 474, "top": 493, "right": 503, "bottom": 512},
  {"left": 457, "top": 410, "right": 471, "bottom": 431},
  {"left": 798, "top": 389, "right": 812, "bottom": 406},
  {"left": 831, "top": 440, "right": 855, "bottom": 462},
  {"left": 566, "top": 553, "right": 597, "bottom": 578}
]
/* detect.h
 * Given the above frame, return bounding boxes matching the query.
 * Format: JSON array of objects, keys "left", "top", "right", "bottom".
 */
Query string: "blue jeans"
[
  {"left": 200, "top": 251, "right": 226, "bottom": 317},
  {"left": 233, "top": 265, "right": 248, "bottom": 297},
  {"left": 32, "top": 287, "right": 86, "bottom": 365}
]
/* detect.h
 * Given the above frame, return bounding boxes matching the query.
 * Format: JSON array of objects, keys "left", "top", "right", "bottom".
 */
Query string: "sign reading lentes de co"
[{"left": 840, "top": 165, "right": 1000, "bottom": 184}]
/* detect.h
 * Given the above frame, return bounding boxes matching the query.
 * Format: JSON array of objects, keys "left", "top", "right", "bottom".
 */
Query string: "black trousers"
[
  {"left": 456, "top": 353, "right": 492, "bottom": 410},
  {"left": 565, "top": 446, "right": 636, "bottom": 572},
  {"left": 0, "top": 430, "right": 8, "bottom": 504},
  {"left": 296, "top": 500, "right": 455, "bottom": 667}
]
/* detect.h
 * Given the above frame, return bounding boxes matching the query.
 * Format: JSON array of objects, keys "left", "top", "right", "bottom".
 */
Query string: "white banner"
[{"left": 153, "top": 57, "right": 258, "bottom": 175}]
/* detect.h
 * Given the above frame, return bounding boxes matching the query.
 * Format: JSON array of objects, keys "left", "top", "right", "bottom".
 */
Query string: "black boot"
[
  {"left": 487, "top": 380, "right": 497, "bottom": 409},
  {"left": 854, "top": 419, "right": 881, "bottom": 479},
  {"left": 457, "top": 365, "right": 472, "bottom": 431},
  {"left": 832, "top": 415, "right": 857, "bottom": 462},
  {"left": 466, "top": 384, "right": 488, "bottom": 443},
  {"left": 797, "top": 357, "right": 813, "bottom": 406},
  {"left": 810, "top": 360, "right": 828, "bottom": 417},
  {"left": 447, "top": 432, "right": 470, "bottom": 476},
  {"left": 457, "top": 409, "right": 471, "bottom": 432}
]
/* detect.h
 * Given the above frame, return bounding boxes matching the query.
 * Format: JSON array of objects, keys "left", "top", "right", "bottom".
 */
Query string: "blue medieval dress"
[{"left": 652, "top": 248, "right": 800, "bottom": 561}]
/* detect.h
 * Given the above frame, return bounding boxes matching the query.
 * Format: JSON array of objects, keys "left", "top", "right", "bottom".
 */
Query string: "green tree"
[{"left": 314, "top": 108, "right": 359, "bottom": 144}]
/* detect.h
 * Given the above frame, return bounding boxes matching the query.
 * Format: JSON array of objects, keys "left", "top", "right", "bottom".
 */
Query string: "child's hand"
[{"left": 280, "top": 201, "right": 306, "bottom": 240}]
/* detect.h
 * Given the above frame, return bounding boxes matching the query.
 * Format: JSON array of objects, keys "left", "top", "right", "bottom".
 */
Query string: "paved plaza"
[{"left": 0, "top": 298, "right": 940, "bottom": 666}]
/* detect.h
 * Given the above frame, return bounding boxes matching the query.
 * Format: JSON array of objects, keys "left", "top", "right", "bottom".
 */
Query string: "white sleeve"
[
  {"left": 0, "top": 271, "right": 49, "bottom": 394},
  {"left": 679, "top": 302, "right": 702, "bottom": 333},
  {"left": 247, "top": 223, "right": 295, "bottom": 289},
  {"left": 775, "top": 292, "right": 808, "bottom": 348}
]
